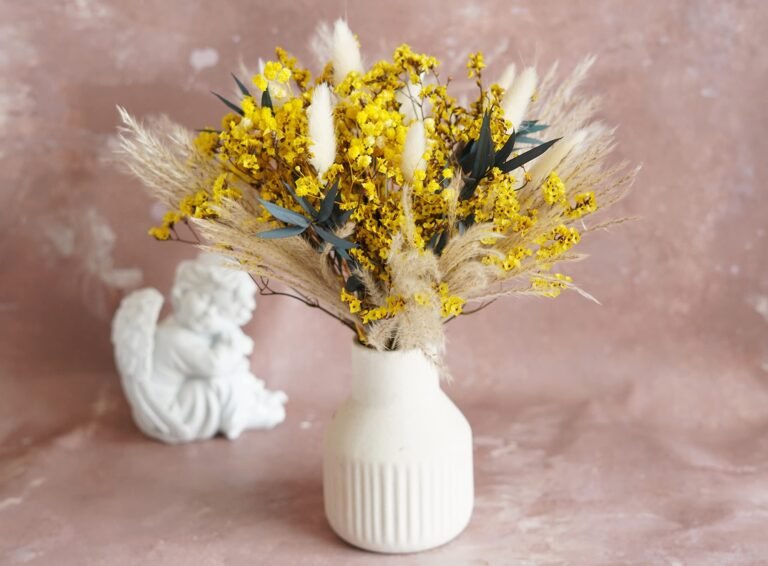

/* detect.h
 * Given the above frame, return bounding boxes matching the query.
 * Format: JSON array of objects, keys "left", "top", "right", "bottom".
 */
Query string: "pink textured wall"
[{"left": 1, "top": 1, "right": 767, "bottom": 564}]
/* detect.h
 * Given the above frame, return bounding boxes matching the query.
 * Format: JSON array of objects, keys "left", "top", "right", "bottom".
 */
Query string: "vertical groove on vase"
[
  {"left": 419, "top": 462, "right": 428, "bottom": 542},
  {"left": 382, "top": 463, "right": 392, "bottom": 546},
  {"left": 362, "top": 461, "right": 372, "bottom": 543},
  {"left": 325, "top": 453, "right": 472, "bottom": 552},
  {"left": 396, "top": 463, "right": 406, "bottom": 546},
  {"left": 432, "top": 458, "right": 440, "bottom": 533},
  {"left": 352, "top": 457, "right": 362, "bottom": 541}
]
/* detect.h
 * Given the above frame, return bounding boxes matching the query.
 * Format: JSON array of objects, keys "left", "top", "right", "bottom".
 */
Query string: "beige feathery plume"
[
  {"left": 401, "top": 120, "right": 426, "bottom": 183},
  {"left": 502, "top": 66, "right": 537, "bottom": 129},
  {"left": 395, "top": 79, "right": 422, "bottom": 123},
  {"left": 332, "top": 19, "right": 364, "bottom": 83},
  {"left": 309, "top": 21, "right": 333, "bottom": 68},
  {"left": 307, "top": 83, "right": 336, "bottom": 179},
  {"left": 497, "top": 64, "right": 516, "bottom": 90},
  {"left": 527, "top": 129, "right": 586, "bottom": 188}
]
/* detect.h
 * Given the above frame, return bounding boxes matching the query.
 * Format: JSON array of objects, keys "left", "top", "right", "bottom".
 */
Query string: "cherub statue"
[{"left": 111, "top": 253, "right": 287, "bottom": 443}]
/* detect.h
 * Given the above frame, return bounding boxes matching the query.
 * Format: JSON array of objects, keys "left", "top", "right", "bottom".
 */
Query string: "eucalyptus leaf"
[
  {"left": 257, "top": 225, "right": 307, "bottom": 239},
  {"left": 261, "top": 88, "right": 273, "bottom": 109},
  {"left": 314, "top": 225, "right": 357, "bottom": 250},
  {"left": 471, "top": 112, "right": 492, "bottom": 182},
  {"left": 519, "top": 123, "right": 548, "bottom": 134},
  {"left": 434, "top": 231, "right": 449, "bottom": 255},
  {"left": 498, "top": 138, "right": 561, "bottom": 174},
  {"left": 258, "top": 199, "right": 310, "bottom": 227},
  {"left": 231, "top": 73, "right": 251, "bottom": 96},
  {"left": 282, "top": 181, "right": 318, "bottom": 218},
  {"left": 459, "top": 139, "right": 476, "bottom": 173},
  {"left": 344, "top": 274, "right": 364, "bottom": 293},
  {"left": 317, "top": 179, "right": 339, "bottom": 224},
  {"left": 332, "top": 207, "right": 354, "bottom": 229},
  {"left": 494, "top": 129, "right": 518, "bottom": 167},
  {"left": 426, "top": 231, "right": 441, "bottom": 251},
  {"left": 515, "top": 135, "right": 545, "bottom": 145},
  {"left": 459, "top": 178, "right": 479, "bottom": 201},
  {"left": 211, "top": 91, "right": 244, "bottom": 116}
]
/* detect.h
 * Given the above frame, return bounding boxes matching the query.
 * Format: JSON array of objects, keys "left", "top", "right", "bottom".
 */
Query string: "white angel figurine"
[{"left": 111, "top": 253, "right": 287, "bottom": 443}]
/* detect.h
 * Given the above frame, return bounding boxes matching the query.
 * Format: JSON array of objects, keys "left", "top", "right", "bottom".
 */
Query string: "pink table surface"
[{"left": 2, "top": 0, "right": 767, "bottom": 564}]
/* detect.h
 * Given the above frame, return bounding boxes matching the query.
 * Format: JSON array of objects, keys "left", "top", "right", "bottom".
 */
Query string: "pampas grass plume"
[
  {"left": 332, "top": 19, "right": 364, "bottom": 83},
  {"left": 502, "top": 66, "right": 537, "bottom": 129},
  {"left": 401, "top": 120, "right": 426, "bottom": 183},
  {"left": 307, "top": 83, "right": 336, "bottom": 179}
]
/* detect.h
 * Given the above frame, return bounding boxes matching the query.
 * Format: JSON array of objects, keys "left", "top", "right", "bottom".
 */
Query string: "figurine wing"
[
  {"left": 111, "top": 288, "right": 217, "bottom": 443},
  {"left": 111, "top": 288, "right": 163, "bottom": 386},
  {"left": 111, "top": 288, "right": 182, "bottom": 438}
]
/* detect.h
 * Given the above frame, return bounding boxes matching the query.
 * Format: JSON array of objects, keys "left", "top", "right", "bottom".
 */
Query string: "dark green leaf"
[
  {"left": 458, "top": 140, "right": 476, "bottom": 173},
  {"left": 332, "top": 207, "right": 354, "bottom": 229},
  {"left": 258, "top": 198, "right": 310, "bottom": 227},
  {"left": 498, "top": 138, "right": 561, "bottom": 174},
  {"left": 434, "top": 231, "right": 449, "bottom": 255},
  {"left": 471, "top": 112, "right": 493, "bottom": 182},
  {"left": 317, "top": 179, "right": 339, "bottom": 224},
  {"left": 211, "top": 91, "right": 244, "bottom": 116},
  {"left": 195, "top": 128, "right": 221, "bottom": 134},
  {"left": 261, "top": 88, "right": 273, "bottom": 110},
  {"left": 459, "top": 178, "right": 478, "bottom": 201},
  {"left": 314, "top": 225, "right": 356, "bottom": 250},
  {"left": 231, "top": 73, "right": 251, "bottom": 96},
  {"left": 515, "top": 135, "right": 544, "bottom": 145},
  {"left": 519, "top": 122, "right": 548, "bottom": 134},
  {"left": 257, "top": 225, "right": 307, "bottom": 239},
  {"left": 344, "top": 274, "right": 364, "bottom": 293},
  {"left": 494, "top": 129, "right": 517, "bottom": 167},
  {"left": 282, "top": 181, "right": 317, "bottom": 218}
]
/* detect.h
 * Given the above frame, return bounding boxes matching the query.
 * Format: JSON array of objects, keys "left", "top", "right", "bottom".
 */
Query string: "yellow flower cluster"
[
  {"left": 536, "top": 225, "right": 581, "bottom": 261},
  {"left": 438, "top": 283, "right": 465, "bottom": 318},
  {"left": 482, "top": 246, "right": 533, "bottom": 272},
  {"left": 361, "top": 296, "right": 405, "bottom": 324},
  {"left": 567, "top": 191, "right": 598, "bottom": 218},
  {"left": 155, "top": 44, "right": 602, "bottom": 325},
  {"left": 148, "top": 173, "right": 240, "bottom": 240},
  {"left": 543, "top": 171, "right": 566, "bottom": 205},
  {"left": 340, "top": 289, "right": 362, "bottom": 313},
  {"left": 467, "top": 52, "right": 486, "bottom": 78},
  {"left": 531, "top": 273, "right": 573, "bottom": 298}
]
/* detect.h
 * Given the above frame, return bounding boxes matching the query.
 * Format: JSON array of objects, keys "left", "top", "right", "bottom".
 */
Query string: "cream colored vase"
[{"left": 323, "top": 343, "right": 474, "bottom": 553}]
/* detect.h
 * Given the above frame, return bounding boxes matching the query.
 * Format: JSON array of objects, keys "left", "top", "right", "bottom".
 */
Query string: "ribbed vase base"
[{"left": 324, "top": 454, "right": 473, "bottom": 554}]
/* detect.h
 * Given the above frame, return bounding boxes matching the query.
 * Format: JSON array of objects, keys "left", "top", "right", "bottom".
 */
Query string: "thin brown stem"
[
  {"left": 444, "top": 298, "right": 498, "bottom": 324},
  {"left": 253, "top": 276, "right": 356, "bottom": 332}
]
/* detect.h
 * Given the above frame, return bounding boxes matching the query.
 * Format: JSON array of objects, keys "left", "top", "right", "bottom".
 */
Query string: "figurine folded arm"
[{"left": 159, "top": 324, "right": 246, "bottom": 381}]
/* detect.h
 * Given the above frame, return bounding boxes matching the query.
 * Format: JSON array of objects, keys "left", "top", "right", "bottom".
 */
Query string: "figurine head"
[{"left": 171, "top": 253, "right": 257, "bottom": 332}]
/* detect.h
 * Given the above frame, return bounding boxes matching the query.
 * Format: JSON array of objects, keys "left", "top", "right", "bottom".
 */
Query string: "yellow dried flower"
[{"left": 467, "top": 52, "right": 486, "bottom": 78}]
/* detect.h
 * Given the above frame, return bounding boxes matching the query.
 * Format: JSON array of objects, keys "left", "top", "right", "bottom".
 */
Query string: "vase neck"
[{"left": 350, "top": 345, "right": 439, "bottom": 404}]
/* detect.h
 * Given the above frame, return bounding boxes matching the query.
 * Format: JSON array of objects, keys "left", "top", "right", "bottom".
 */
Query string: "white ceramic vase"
[{"left": 323, "top": 343, "right": 474, "bottom": 553}]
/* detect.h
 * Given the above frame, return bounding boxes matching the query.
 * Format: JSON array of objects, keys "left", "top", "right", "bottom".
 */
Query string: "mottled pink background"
[{"left": 1, "top": 1, "right": 767, "bottom": 564}]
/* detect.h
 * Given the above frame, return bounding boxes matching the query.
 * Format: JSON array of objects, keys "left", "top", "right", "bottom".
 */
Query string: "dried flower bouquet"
[{"left": 118, "top": 20, "right": 636, "bottom": 357}]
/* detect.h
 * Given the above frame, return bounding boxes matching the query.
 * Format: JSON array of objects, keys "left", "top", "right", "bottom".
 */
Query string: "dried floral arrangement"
[{"left": 117, "top": 20, "right": 636, "bottom": 357}]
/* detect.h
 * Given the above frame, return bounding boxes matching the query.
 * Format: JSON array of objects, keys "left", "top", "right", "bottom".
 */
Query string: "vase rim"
[{"left": 351, "top": 340, "right": 440, "bottom": 358}]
